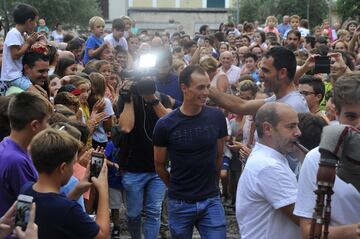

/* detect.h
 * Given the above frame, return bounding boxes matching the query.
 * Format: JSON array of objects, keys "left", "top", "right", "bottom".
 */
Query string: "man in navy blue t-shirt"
[{"left": 153, "top": 65, "right": 228, "bottom": 239}]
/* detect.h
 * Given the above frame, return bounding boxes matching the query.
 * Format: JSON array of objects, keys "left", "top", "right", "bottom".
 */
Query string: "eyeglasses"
[{"left": 299, "top": 91, "right": 316, "bottom": 96}]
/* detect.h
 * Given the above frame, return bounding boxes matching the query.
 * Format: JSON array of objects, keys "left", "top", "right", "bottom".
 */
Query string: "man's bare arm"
[
  {"left": 279, "top": 203, "right": 300, "bottom": 226},
  {"left": 154, "top": 146, "right": 170, "bottom": 187},
  {"left": 209, "top": 87, "right": 265, "bottom": 115},
  {"left": 299, "top": 217, "right": 360, "bottom": 239}
]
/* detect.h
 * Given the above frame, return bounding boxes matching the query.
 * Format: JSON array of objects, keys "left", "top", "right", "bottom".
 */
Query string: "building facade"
[{"left": 100, "top": 0, "right": 234, "bottom": 35}]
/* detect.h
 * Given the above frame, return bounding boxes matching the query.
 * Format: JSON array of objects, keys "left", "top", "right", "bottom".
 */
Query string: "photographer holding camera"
[{"left": 116, "top": 64, "right": 173, "bottom": 239}]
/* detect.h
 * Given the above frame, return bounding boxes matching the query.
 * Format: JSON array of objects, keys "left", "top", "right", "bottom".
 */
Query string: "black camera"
[
  {"left": 120, "top": 54, "right": 158, "bottom": 96},
  {"left": 15, "top": 194, "right": 33, "bottom": 231},
  {"left": 90, "top": 151, "right": 104, "bottom": 180},
  {"left": 314, "top": 55, "right": 331, "bottom": 74}
]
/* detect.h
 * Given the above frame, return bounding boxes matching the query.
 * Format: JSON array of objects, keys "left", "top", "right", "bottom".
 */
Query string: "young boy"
[
  {"left": 295, "top": 73, "right": 360, "bottom": 238},
  {"left": 104, "top": 139, "right": 123, "bottom": 239},
  {"left": 0, "top": 92, "right": 52, "bottom": 218},
  {"left": 241, "top": 52, "right": 259, "bottom": 83},
  {"left": 36, "top": 19, "right": 49, "bottom": 37},
  {"left": 104, "top": 18, "right": 128, "bottom": 51},
  {"left": 83, "top": 16, "right": 109, "bottom": 65},
  {"left": 283, "top": 15, "right": 309, "bottom": 39},
  {"left": 21, "top": 128, "right": 110, "bottom": 239},
  {"left": 0, "top": 3, "right": 39, "bottom": 96}
]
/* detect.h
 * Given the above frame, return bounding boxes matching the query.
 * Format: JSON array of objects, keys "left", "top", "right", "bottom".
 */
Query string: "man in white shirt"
[
  {"left": 294, "top": 72, "right": 360, "bottom": 238},
  {"left": 236, "top": 102, "right": 301, "bottom": 239},
  {"left": 218, "top": 51, "right": 241, "bottom": 85},
  {"left": 104, "top": 18, "right": 128, "bottom": 51}
]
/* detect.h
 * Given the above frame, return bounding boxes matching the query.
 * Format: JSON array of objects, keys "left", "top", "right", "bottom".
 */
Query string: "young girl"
[
  {"left": 229, "top": 79, "right": 259, "bottom": 157},
  {"left": 172, "top": 58, "right": 185, "bottom": 76},
  {"left": 251, "top": 30, "right": 267, "bottom": 51},
  {"left": 69, "top": 75, "right": 106, "bottom": 148},
  {"left": 48, "top": 74, "right": 61, "bottom": 102},
  {"left": 95, "top": 60, "right": 116, "bottom": 104},
  {"left": 219, "top": 42, "right": 230, "bottom": 54},
  {"left": 88, "top": 72, "right": 114, "bottom": 149},
  {"left": 54, "top": 57, "right": 77, "bottom": 78},
  {"left": 264, "top": 16, "right": 280, "bottom": 38}
]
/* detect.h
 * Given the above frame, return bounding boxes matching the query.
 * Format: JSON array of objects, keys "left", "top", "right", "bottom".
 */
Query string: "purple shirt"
[{"left": 0, "top": 137, "right": 38, "bottom": 216}]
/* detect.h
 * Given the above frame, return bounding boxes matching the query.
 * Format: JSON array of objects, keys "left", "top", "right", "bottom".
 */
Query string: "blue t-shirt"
[
  {"left": 105, "top": 141, "right": 123, "bottom": 190},
  {"left": 83, "top": 34, "right": 104, "bottom": 65},
  {"left": 250, "top": 70, "right": 260, "bottom": 83},
  {"left": 277, "top": 23, "right": 291, "bottom": 38},
  {"left": 60, "top": 176, "right": 85, "bottom": 211},
  {"left": 20, "top": 182, "right": 99, "bottom": 239},
  {"left": 153, "top": 106, "right": 228, "bottom": 201},
  {"left": 155, "top": 73, "right": 183, "bottom": 107},
  {"left": 0, "top": 137, "right": 38, "bottom": 217}
]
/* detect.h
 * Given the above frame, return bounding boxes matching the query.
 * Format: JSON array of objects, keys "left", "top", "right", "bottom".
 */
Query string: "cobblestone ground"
[{"left": 117, "top": 204, "right": 240, "bottom": 239}]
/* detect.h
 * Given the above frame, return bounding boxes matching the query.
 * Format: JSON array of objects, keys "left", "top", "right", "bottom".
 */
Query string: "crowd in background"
[{"left": 0, "top": 2, "right": 360, "bottom": 239}]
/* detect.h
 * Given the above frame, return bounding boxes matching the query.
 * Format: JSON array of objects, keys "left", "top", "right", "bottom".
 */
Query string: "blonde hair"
[
  {"left": 265, "top": 16, "right": 278, "bottom": 25},
  {"left": 89, "top": 16, "right": 105, "bottom": 30},
  {"left": 121, "top": 16, "right": 132, "bottom": 22},
  {"left": 199, "top": 57, "right": 218, "bottom": 73},
  {"left": 172, "top": 59, "right": 185, "bottom": 72},
  {"left": 337, "top": 29, "right": 350, "bottom": 37},
  {"left": 239, "top": 79, "right": 258, "bottom": 96},
  {"left": 290, "top": 15, "right": 300, "bottom": 21}
]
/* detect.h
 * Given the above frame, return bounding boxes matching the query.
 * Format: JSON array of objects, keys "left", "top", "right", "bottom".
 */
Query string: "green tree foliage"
[
  {"left": 336, "top": 0, "right": 360, "bottom": 22},
  {"left": 235, "top": 0, "right": 328, "bottom": 28},
  {"left": 0, "top": 0, "right": 101, "bottom": 33}
]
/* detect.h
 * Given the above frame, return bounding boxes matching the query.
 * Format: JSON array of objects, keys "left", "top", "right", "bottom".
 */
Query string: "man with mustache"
[{"left": 236, "top": 102, "right": 302, "bottom": 239}]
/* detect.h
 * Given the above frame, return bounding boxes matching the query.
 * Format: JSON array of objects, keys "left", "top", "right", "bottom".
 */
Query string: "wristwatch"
[{"left": 146, "top": 98, "right": 160, "bottom": 106}]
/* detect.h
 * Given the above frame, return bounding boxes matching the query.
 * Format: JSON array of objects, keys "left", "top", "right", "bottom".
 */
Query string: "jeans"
[
  {"left": 168, "top": 196, "right": 226, "bottom": 239},
  {"left": 122, "top": 172, "right": 166, "bottom": 239}
]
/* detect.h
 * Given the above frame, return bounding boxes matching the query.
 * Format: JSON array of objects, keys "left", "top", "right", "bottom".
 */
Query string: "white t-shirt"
[
  {"left": 219, "top": 65, "right": 241, "bottom": 85},
  {"left": 104, "top": 33, "right": 128, "bottom": 51},
  {"left": 51, "top": 31, "right": 63, "bottom": 43},
  {"left": 1, "top": 28, "right": 24, "bottom": 81},
  {"left": 92, "top": 97, "right": 114, "bottom": 143},
  {"left": 283, "top": 27, "right": 310, "bottom": 39},
  {"left": 265, "top": 91, "right": 309, "bottom": 113},
  {"left": 236, "top": 143, "right": 300, "bottom": 239},
  {"left": 294, "top": 147, "right": 360, "bottom": 225}
]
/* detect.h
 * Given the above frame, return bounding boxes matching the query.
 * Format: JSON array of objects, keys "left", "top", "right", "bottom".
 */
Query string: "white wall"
[
  {"left": 129, "top": 9, "right": 229, "bottom": 36},
  {"left": 108, "top": 0, "right": 128, "bottom": 20}
]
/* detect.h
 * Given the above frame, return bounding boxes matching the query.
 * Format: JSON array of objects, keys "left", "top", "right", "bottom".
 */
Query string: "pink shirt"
[
  {"left": 264, "top": 26, "right": 280, "bottom": 36},
  {"left": 73, "top": 162, "right": 89, "bottom": 199}
]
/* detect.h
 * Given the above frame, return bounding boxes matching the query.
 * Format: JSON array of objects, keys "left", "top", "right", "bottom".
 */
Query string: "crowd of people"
[{"left": 0, "top": 2, "right": 360, "bottom": 239}]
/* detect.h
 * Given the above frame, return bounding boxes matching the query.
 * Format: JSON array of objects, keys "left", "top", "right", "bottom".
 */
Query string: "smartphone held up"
[
  {"left": 314, "top": 55, "right": 331, "bottom": 74},
  {"left": 15, "top": 194, "right": 33, "bottom": 231},
  {"left": 89, "top": 151, "right": 104, "bottom": 180}
]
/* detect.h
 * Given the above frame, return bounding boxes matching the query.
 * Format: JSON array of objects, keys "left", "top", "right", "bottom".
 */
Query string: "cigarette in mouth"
[{"left": 293, "top": 142, "right": 309, "bottom": 154}]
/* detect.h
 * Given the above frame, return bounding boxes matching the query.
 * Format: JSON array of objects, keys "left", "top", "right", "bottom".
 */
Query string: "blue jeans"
[
  {"left": 122, "top": 172, "right": 166, "bottom": 239},
  {"left": 168, "top": 196, "right": 226, "bottom": 239}
]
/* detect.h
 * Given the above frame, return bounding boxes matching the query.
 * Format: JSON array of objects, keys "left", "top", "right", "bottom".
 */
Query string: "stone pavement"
[{"left": 117, "top": 204, "right": 240, "bottom": 238}]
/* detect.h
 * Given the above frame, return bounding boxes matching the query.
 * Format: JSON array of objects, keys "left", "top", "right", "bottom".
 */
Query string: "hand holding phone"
[
  {"left": 15, "top": 195, "right": 33, "bottom": 231},
  {"left": 15, "top": 202, "right": 38, "bottom": 239},
  {"left": 89, "top": 151, "right": 105, "bottom": 181},
  {"left": 314, "top": 55, "right": 330, "bottom": 74}
]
